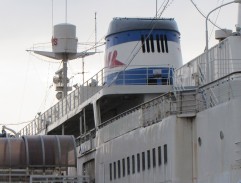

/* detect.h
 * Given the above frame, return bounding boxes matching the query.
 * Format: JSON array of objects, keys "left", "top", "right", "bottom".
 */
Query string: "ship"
[{"left": 0, "top": 1, "right": 241, "bottom": 183}]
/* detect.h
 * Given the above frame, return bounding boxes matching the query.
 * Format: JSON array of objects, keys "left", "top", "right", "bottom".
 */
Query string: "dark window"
[
  {"left": 114, "top": 162, "right": 116, "bottom": 179},
  {"left": 164, "top": 144, "right": 168, "bottom": 164},
  {"left": 137, "top": 153, "right": 140, "bottom": 172},
  {"left": 110, "top": 163, "right": 112, "bottom": 181},
  {"left": 147, "top": 150, "right": 151, "bottom": 169},
  {"left": 150, "top": 35, "right": 155, "bottom": 52},
  {"left": 127, "top": 157, "right": 130, "bottom": 175},
  {"left": 164, "top": 35, "right": 169, "bottom": 53},
  {"left": 118, "top": 160, "right": 121, "bottom": 178},
  {"left": 145, "top": 35, "right": 150, "bottom": 53},
  {"left": 158, "top": 146, "right": 162, "bottom": 166},
  {"left": 156, "top": 35, "right": 160, "bottom": 53},
  {"left": 160, "top": 34, "right": 165, "bottom": 53},
  {"left": 152, "top": 148, "right": 156, "bottom": 168},
  {"left": 141, "top": 35, "right": 146, "bottom": 53},
  {"left": 142, "top": 152, "right": 145, "bottom": 171},
  {"left": 132, "top": 155, "right": 135, "bottom": 174},
  {"left": 122, "top": 158, "right": 125, "bottom": 177}
]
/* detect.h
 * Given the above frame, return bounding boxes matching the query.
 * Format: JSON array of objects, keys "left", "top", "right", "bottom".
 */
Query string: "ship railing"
[
  {"left": 196, "top": 71, "right": 241, "bottom": 111},
  {"left": 0, "top": 169, "right": 89, "bottom": 183},
  {"left": 99, "top": 104, "right": 142, "bottom": 129},
  {"left": 99, "top": 90, "right": 197, "bottom": 129},
  {"left": 78, "top": 73, "right": 241, "bottom": 132},
  {"left": 175, "top": 57, "right": 241, "bottom": 87},
  {"left": 76, "top": 128, "right": 96, "bottom": 147},
  {"left": 19, "top": 65, "right": 174, "bottom": 136},
  {"left": 30, "top": 175, "right": 90, "bottom": 183}
]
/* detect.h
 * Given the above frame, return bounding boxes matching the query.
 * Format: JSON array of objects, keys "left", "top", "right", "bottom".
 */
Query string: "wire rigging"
[
  {"left": 189, "top": 0, "right": 223, "bottom": 30},
  {"left": 208, "top": 0, "right": 225, "bottom": 41}
]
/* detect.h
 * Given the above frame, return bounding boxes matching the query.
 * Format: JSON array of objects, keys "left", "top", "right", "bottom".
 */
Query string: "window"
[
  {"left": 158, "top": 146, "right": 162, "bottom": 166},
  {"left": 160, "top": 35, "right": 165, "bottom": 53},
  {"left": 147, "top": 150, "right": 151, "bottom": 169},
  {"left": 141, "top": 35, "right": 146, "bottom": 53},
  {"left": 152, "top": 148, "right": 156, "bottom": 168},
  {"left": 164, "top": 144, "right": 168, "bottom": 164},
  {"left": 164, "top": 35, "right": 169, "bottom": 53},
  {"left": 122, "top": 158, "right": 125, "bottom": 177},
  {"left": 114, "top": 162, "right": 116, "bottom": 179},
  {"left": 142, "top": 152, "right": 145, "bottom": 171},
  {"left": 150, "top": 35, "right": 155, "bottom": 52},
  {"left": 137, "top": 153, "right": 140, "bottom": 172},
  {"left": 145, "top": 35, "right": 150, "bottom": 53},
  {"left": 118, "top": 160, "right": 121, "bottom": 178},
  {"left": 109, "top": 163, "right": 112, "bottom": 181},
  {"left": 156, "top": 35, "right": 161, "bottom": 53},
  {"left": 141, "top": 34, "right": 168, "bottom": 54},
  {"left": 127, "top": 157, "right": 130, "bottom": 175},
  {"left": 132, "top": 155, "right": 135, "bottom": 174}
]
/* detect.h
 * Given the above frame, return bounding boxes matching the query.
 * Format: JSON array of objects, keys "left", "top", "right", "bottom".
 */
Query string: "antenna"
[
  {"left": 52, "top": 0, "right": 54, "bottom": 34},
  {"left": 237, "top": 3, "right": 241, "bottom": 32},
  {"left": 156, "top": 0, "right": 158, "bottom": 18},
  {"left": 65, "top": 0, "right": 68, "bottom": 23},
  {"left": 95, "top": 12, "right": 97, "bottom": 52}
]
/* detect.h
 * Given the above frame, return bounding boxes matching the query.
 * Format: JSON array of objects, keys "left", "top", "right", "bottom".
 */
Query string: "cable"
[
  {"left": 0, "top": 120, "right": 32, "bottom": 126},
  {"left": 28, "top": 51, "right": 60, "bottom": 64},
  {"left": 208, "top": 0, "right": 224, "bottom": 40},
  {"left": 190, "top": 0, "right": 223, "bottom": 30}
]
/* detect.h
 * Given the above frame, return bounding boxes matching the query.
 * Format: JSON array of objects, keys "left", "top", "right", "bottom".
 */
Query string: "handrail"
[{"left": 19, "top": 65, "right": 174, "bottom": 136}]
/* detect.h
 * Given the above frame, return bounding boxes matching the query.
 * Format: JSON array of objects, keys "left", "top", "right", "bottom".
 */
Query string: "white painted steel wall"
[
  {"left": 95, "top": 115, "right": 194, "bottom": 183},
  {"left": 195, "top": 98, "right": 241, "bottom": 183},
  {"left": 174, "top": 35, "right": 241, "bottom": 88}
]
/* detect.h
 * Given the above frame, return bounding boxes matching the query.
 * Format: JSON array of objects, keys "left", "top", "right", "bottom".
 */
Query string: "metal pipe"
[{"left": 205, "top": 0, "right": 241, "bottom": 82}]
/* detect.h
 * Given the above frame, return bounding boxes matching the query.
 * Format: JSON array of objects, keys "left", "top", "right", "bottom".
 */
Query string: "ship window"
[
  {"left": 160, "top": 34, "right": 165, "bottom": 53},
  {"left": 137, "top": 153, "right": 140, "bottom": 172},
  {"left": 127, "top": 157, "right": 130, "bottom": 175},
  {"left": 118, "top": 160, "right": 121, "bottom": 178},
  {"left": 114, "top": 162, "right": 116, "bottom": 179},
  {"left": 164, "top": 144, "right": 168, "bottom": 164},
  {"left": 156, "top": 35, "right": 161, "bottom": 53},
  {"left": 147, "top": 150, "right": 151, "bottom": 169},
  {"left": 110, "top": 163, "right": 112, "bottom": 181},
  {"left": 142, "top": 152, "right": 145, "bottom": 171},
  {"left": 164, "top": 35, "right": 169, "bottom": 53},
  {"left": 132, "top": 155, "right": 135, "bottom": 174},
  {"left": 145, "top": 35, "right": 150, "bottom": 53},
  {"left": 141, "top": 35, "right": 146, "bottom": 53},
  {"left": 150, "top": 34, "right": 155, "bottom": 52},
  {"left": 158, "top": 146, "right": 162, "bottom": 166},
  {"left": 122, "top": 158, "right": 125, "bottom": 177},
  {"left": 152, "top": 148, "right": 156, "bottom": 168}
]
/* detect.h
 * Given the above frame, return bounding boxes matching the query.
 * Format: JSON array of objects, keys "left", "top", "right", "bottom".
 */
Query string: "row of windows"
[
  {"left": 109, "top": 144, "right": 167, "bottom": 181},
  {"left": 141, "top": 34, "right": 169, "bottom": 53}
]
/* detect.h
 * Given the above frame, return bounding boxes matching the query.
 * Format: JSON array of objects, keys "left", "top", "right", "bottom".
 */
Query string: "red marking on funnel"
[{"left": 106, "top": 50, "right": 125, "bottom": 68}]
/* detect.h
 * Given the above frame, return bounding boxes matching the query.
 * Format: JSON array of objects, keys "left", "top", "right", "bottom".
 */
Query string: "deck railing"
[{"left": 19, "top": 65, "right": 173, "bottom": 136}]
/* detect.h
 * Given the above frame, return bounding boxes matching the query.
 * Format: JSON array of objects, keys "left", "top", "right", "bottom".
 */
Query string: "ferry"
[{"left": 1, "top": 2, "right": 241, "bottom": 183}]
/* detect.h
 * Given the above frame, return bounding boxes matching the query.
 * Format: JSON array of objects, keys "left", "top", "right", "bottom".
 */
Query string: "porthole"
[
  {"left": 198, "top": 137, "right": 202, "bottom": 146},
  {"left": 220, "top": 131, "right": 224, "bottom": 140}
]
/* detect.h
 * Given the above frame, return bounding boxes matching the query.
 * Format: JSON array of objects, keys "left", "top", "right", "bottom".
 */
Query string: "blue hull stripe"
[
  {"left": 105, "top": 67, "right": 174, "bottom": 85},
  {"left": 106, "top": 30, "right": 179, "bottom": 48}
]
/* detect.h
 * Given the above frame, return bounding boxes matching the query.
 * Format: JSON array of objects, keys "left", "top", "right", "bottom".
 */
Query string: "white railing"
[
  {"left": 19, "top": 65, "right": 174, "bottom": 136},
  {"left": 30, "top": 175, "right": 90, "bottom": 183},
  {"left": 197, "top": 71, "right": 241, "bottom": 111}
]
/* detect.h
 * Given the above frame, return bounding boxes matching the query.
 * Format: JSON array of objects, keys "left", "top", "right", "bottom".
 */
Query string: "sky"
[{"left": 0, "top": 0, "right": 239, "bottom": 132}]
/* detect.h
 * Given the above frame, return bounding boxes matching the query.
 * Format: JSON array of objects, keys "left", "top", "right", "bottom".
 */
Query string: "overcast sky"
[{"left": 0, "top": 0, "right": 239, "bottom": 131}]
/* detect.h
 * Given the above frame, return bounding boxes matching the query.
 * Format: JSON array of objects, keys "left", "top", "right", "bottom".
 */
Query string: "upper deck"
[{"left": 19, "top": 65, "right": 173, "bottom": 136}]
